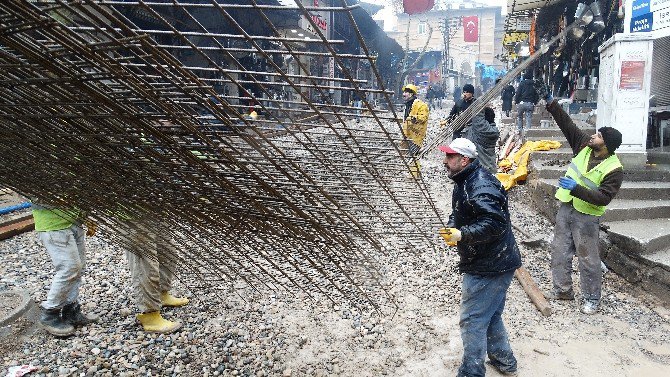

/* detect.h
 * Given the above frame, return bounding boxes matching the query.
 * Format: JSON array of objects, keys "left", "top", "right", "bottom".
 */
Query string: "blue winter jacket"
[{"left": 447, "top": 159, "right": 522, "bottom": 275}]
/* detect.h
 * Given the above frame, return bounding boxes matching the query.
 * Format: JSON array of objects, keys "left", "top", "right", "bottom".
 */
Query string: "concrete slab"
[
  {"left": 533, "top": 179, "right": 670, "bottom": 201},
  {"left": 603, "top": 200, "right": 670, "bottom": 221},
  {"left": 605, "top": 217, "right": 670, "bottom": 255},
  {"left": 643, "top": 247, "right": 670, "bottom": 266},
  {"left": 529, "top": 160, "right": 670, "bottom": 181}
]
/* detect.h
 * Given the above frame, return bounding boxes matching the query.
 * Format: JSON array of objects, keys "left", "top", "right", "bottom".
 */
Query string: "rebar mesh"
[{"left": 0, "top": 0, "right": 445, "bottom": 312}]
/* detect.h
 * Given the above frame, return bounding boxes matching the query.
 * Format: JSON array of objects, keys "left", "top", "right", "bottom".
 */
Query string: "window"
[{"left": 418, "top": 22, "right": 426, "bottom": 35}]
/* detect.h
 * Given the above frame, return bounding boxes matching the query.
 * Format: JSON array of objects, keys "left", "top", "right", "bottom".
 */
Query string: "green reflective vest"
[
  {"left": 32, "top": 208, "right": 80, "bottom": 232},
  {"left": 555, "top": 147, "right": 622, "bottom": 216}
]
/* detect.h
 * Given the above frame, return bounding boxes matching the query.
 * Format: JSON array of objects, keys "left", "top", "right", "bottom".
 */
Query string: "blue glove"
[{"left": 558, "top": 176, "right": 577, "bottom": 191}]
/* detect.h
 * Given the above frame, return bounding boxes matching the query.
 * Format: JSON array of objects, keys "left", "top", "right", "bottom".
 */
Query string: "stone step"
[
  {"left": 648, "top": 150, "right": 670, "bottom": 164},
  {"left": 525, "top": 128, "right": 564, "bottom": 138},
  {"left": 604, "top": 199, "right": 670, "bottom": 221},
  {"left": 605, "top": 218, "right": 670, "bottom": 255},
  {"left": 532, "top": 179, "right": 670, "bottom": 221},
  {"left": 533, "top": 178, "right": 670, "bottom": 200},
  {"left": 528, "top": 160, "right": 670, "bottom": 181},
  {"left": 528, "top": 148, "right": 574, "bottom": 161},
  {"left": 535, "top": 177, "right": 670, "bottom": 202},
  {"left": 603, "top": 244, "right": 670, "bottom": 305},
  {"left": 525, "top": 135, "right": 568, "bottom": 144}
]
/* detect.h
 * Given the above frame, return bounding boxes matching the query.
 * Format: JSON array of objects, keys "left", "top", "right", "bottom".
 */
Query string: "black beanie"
[
  {"left": 598, "top": 127, "right": 623, "bottom": 154},
  {"left": 463, "top": 84, "right": 475, "bottom": 94}
]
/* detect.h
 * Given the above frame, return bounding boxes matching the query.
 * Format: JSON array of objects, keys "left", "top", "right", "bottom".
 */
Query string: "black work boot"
[
  {"left": 62, "top": 302, "right": 99, "bottom": 327},
  {"left": 40, "top": 308, "right": 75, "bottom": 337}
]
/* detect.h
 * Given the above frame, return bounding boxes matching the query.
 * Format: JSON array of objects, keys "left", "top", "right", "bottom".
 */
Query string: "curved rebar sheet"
[{"left": 0, "top": 0, "right": 444, "bottom": 312}]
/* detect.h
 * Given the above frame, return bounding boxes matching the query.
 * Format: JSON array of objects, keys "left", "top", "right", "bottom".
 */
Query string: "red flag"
[
  {"left": 429, "top": 69, "right": 441, "bottom": 83},
  {"left": 403, "top": 0, "right": 435, "bottom": 15},
  {"left": 463, "top": 16, "right": 478, "bottom": 42}
]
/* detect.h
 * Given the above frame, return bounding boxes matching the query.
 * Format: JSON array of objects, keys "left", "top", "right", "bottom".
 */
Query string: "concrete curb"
[{"left": 0, "top": 290, "right": 35, "bottom": 328}]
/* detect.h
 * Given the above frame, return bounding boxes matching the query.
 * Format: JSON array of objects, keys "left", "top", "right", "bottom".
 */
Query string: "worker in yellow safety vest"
[{"left": 545, "top": 93, "right": 623, "bottom": 315}]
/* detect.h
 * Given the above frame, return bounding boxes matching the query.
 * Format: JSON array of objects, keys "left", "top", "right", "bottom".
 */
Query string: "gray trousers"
[
  {"left": 38, "top": 225, "right": 86, "bottom": 309},
  {"left": 124, "top": 225, "right": 176, "bottom": 313},
  {"left": 551, "top": 203, "right": 602, "bottom": 301},
  {"left": 515, "top": 102, "right": 535, "bottom": 135}
]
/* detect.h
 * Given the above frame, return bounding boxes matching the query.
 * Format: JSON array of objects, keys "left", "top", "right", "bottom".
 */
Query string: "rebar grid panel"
[{"left": 0, "top": 0, "right": 444, "bottom": 312}]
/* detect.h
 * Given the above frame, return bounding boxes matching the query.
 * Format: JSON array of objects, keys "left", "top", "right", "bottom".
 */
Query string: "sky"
[{"left": 374, "top": 0, "right": 509, "bottom": 31}]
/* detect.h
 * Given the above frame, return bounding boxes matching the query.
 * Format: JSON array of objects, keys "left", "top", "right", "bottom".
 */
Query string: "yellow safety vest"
[{"left": 555, "top": 147, "right": 622, "bottom": 216}]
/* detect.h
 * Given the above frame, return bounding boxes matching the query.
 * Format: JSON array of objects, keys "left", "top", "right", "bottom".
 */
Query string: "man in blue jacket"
[
  {"left": 439, "top": 138, "right": 522, "bottom": 377},
  {"left": 514, "top": 71, "right": 539, "bottom": 137}
]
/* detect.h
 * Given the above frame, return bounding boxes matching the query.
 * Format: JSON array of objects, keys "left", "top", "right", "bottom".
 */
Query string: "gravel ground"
[{"left": 2, "top": 107, "right": 670, "bottom": 376}]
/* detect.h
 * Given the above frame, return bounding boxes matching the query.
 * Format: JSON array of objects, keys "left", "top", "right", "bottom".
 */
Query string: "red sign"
[
  {"left": 619, "top": 61, "right": 645, "bottom": 90},
  {"left": 402, "top": 0, "right": 435, "bottom": 15},
  {"left": 463, "top": 16, "right": 479, "bottom": 42}
]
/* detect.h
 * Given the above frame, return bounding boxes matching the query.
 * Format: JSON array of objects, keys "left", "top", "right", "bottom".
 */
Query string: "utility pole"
[{"left": 441, "top": 17, "right": 461, "bottom": 92}]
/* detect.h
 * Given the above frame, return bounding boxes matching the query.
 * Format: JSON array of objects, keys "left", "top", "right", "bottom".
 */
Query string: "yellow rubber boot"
[
  {"left": 136, "top": 311, "right": 182, "bottom": 334},
  {"left": 160, "top": 292, "right": 189, "bottom": 307},
  {"left": 409, "top": 161, "right": 421, "bottom": 178}
]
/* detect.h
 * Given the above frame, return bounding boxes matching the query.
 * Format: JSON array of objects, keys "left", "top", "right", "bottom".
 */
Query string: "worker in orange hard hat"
[{"left": 401, "top": 83, "right": 429, "bottom": 178}]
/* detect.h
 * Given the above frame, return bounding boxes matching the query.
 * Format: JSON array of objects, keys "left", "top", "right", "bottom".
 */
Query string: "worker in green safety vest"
[
  {"left": 544, "top": 94, "right": 623, "bottom": 315},
  {"left": 32, "top": 203, "right": 99, "bottom": 337}
]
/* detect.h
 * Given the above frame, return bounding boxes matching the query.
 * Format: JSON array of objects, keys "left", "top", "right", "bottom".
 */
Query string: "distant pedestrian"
[
  {"left": 501, "top": 83, "right": 515, "bottom": 117},
  {"left": 426, "top": 85, "right": 436, "bottom": 110},
  {"left": 352, "top": 90, "right": 363, "bottom": 122},
  {"left": 514, "top": 71, "right": 539, "bottom": 136},
  {"left": 438, "top": 137, "right": 521, "bottom": 377},
  {"left": 401, "top": 83, "right": 429, "bottom": 178}
]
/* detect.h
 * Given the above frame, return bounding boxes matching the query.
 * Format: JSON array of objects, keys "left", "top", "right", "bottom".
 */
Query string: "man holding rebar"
[
  {"left": 545, "top": 94, "right": 623, "bottom": 315},
  {"left": 438, "top": 137, "right": 521, "bottom": 377},
  {"left": 401, "top": 84, "right": 429, "bottom": 178},
  {"left": 447, "top": 84, "right": 476, "bottom": 138}
]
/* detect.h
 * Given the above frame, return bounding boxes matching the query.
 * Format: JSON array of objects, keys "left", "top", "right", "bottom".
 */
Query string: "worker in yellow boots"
[
  {"left": 401, "top": 84, "right": 429, "bottom": 178},
  {"left": 124, "top": 221, "right": 189, "bottom": 333}
]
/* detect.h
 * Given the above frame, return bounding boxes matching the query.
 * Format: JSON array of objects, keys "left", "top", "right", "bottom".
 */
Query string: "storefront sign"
[
  {"left": 619, "top": 61, "right": 645, "bottom": 90},
  {"left": 630, "top": 0, "right": 670, "bottom": 32},
  {"left": 503, "top": 32, "right": 528, "bottom": 45},
  {"left": 515, "top": 18, "right": 532, "bottom": 31},
  {"left": 631, "top": 13, "right": 654, "bottom": 31}
]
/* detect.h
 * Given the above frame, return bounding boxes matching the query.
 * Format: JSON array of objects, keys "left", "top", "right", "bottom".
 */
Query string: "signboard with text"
[
  {"left": 630, "top": 0, "right": 670, "bottom": 34},
  {"left": 619, "top": 61, "right": 646, "bottom": 90}
]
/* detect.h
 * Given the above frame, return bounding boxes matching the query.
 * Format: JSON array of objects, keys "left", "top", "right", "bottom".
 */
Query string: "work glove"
[
  {"left": 558, "top": 176, "right": 577, "bottom": 191},
  {"left": 85, "top": 221, "right": 97, "bottom": 237},
  {"left": 439, "top": 227, "right": 462, "bottom": 246},
  {"left": 439, "top": 119, "right": 448, "bottom": 128}
]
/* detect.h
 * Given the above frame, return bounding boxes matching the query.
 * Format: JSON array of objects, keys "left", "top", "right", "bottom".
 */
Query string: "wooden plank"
[
  {"left": 514, "top": 266, "right": 552, "bottom": 316},
  {"left": 0, "top": 214, "right": 35, "bottom": 240}
]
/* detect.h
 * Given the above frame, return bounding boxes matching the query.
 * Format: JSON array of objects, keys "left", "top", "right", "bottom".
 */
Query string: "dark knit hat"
[
  {"left": 462, "top": 84, "right": 475, "bottom": 94},
  {"left": 598, "top": 126, "right": 623, "bottom": 154}
]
